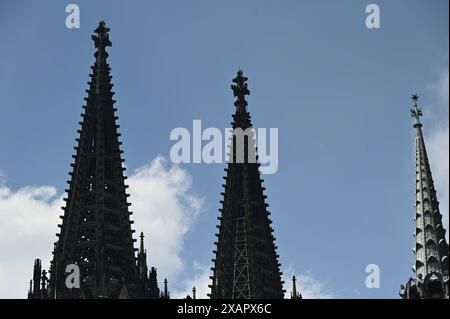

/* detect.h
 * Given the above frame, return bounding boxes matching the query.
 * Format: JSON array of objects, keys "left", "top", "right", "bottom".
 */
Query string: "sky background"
[{"left": 0, "top": 0, "right": 448, "bottom": 298}]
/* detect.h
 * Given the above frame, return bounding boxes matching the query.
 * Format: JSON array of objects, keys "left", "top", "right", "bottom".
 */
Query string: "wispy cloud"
[
  {"left": 170, "top": 263, "right": 336, "bottom": 299},
  {"left": 0, "top": 156, "right": 204, "bottom": 298},
  {"left": 426, "top": 69, "right": 449, "bottom": 235},
  {"left": 0, "top": 185, "right": 62, "bottom": 299},
  {"left": 128, "top": 156, "right": 205, "bottom": 281}
]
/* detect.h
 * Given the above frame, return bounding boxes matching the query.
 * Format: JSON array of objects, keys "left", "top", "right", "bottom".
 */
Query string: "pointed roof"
[
  {"left": 50, "top": 21, "right": 139, "bottom": 299},
  {"left": 209, "top": 71, "right": 285, "bottom": 299},
  {"left": 401, "top": 94, "right": 449, "bottom": 299}
]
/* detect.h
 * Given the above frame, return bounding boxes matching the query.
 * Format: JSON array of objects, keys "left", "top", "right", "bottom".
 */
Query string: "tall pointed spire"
[
  {"left": 209, "top": 70, "right": 285, "bottom": 299},
  {"left": 400, "top": 94, "right": 449, "bottom": 299},
  {"left": 45, "top": 21, "right": 140, "bottom": 298},
  {"left": 137, "top": 232, "right": 149, "bottom": 298}
]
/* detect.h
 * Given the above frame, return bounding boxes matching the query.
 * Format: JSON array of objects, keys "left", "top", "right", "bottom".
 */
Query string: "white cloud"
[
  {"left": 128, "top": 156, "right": 205, "bottom": 280},
  {"left": 283, "top": 266, "right": 335, "bottom": 299},
  {"left": 0, "top": 185, "right": 62, "bottom": 299},
  {"left": 0, "top": 156, "right": 204, "bottom": 298}
]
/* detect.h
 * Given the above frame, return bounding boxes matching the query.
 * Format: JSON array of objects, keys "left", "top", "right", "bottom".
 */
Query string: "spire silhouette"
[
  {"left": 209, "top": 71, "right": 285, "bottom": 299},
  {"left": 401, "top": 94, "right": 449, "bottom": 299}
]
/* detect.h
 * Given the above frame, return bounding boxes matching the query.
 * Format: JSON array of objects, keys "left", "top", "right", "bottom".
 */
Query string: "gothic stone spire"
[
  {"left": 400, "top": 94, "right": 449, "bottom": 299},
  {"left": 209, "top": 71, "right": 285, "bottom": 299},
  {"left": 48, "top": 21, "right": 140, "bottom": 299}
]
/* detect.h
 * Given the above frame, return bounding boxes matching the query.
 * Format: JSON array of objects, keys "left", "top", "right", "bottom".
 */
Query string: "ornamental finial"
[
  {"left": 92, "top": 20, "right": 112, "bottom": 51},
  {"left": 231, "top": 70, "right": 250, "bottom": 107},
  {"left": 410, "top": 93, "right": 423, "bottom": 126}
]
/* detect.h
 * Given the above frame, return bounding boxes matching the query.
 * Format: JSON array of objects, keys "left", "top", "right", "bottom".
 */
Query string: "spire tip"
[
  {"left": 92, "top": 21, "right": 112, "bottom": 50},
  {"left": 231, "top": 70, "right": 250, "bottom": 106},
  {"left": 410, "top": 93, "right": 423, "bottom": 126}
]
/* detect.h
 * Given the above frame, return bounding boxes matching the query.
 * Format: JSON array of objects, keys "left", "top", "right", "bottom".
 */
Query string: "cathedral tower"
[
  {"left": 26, "top": 21, "right": 161, "bottom": 299},
  {"left": 50, "top": 20, "right": 139, "bottom": 299},
  {"left": 400, "top": 94, "right": 449, "bottom": 299},
  {"left": 209, "top": 71, "right": 285, "bottom": 299}
]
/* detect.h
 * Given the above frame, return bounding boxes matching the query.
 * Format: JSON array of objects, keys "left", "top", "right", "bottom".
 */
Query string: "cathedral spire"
[
  {"left": 45, "top": 21, "right": 140, "bottom": 299},
  {"left": 209, "top": 70, "right": 285, "bottom": 299},
  {"left": 400, "top": 94, "right": 449, "bottom": 299}
]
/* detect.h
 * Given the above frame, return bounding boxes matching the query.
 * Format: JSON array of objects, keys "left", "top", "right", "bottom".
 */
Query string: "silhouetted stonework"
[
  {"left": 27, "top": 21, "right": 167, "bottom": 299},
  {"left": 400, "top": 95, "right": 449, "bottom": 299},
  {"left": 209, "top": 71, "right": 286, "bottom": 299}
]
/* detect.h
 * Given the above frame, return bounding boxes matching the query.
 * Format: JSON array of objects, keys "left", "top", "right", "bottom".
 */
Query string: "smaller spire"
[
  {"left": 160, "top": 278, "right": 170, "bottom": 299},
  {"left": 192, "top": 286, "right": 196, "bottom": 299},
  {"left": 32, "top": 259, "right": 42, "bottom": 299},
  {"left": 292, "top": 275, "right": 297, "bottom": 296},
  {"left": 164, "top": 278, "right": 168, "bottom": 296},
  {"left": 410, "top": 93, "right": 423, "bottom": 126},
  {"left": 291, "top": 275, "right": 302, "bottom": 299},
  {"left": 148, "top": 267, "right": 160, "bottom": 299},
  {"left": 140, "top": 231, "right": 145, "bottom": 252}
]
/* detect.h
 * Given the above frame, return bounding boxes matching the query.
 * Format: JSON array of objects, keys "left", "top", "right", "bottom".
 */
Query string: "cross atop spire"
[
  {"left": 231, "top": 70, "right": 250, "bottom": 108},
  {"left": 410, "top": 93, "right": 423, "bottom": 126},
  {"left": 92, "top": 20, "right": 112, "bottom": 51}
]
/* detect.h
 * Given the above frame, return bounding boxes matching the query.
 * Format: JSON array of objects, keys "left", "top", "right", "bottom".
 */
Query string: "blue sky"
[{"left": 0, "top": 0, "right": 448, "bottom": 298}]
